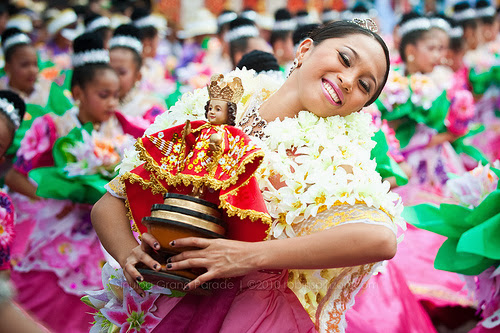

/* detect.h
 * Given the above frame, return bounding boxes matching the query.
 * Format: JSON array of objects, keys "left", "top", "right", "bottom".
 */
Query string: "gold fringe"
[
  {"left": 120, "top": 171, "right": 168, "bottom": 238},
  {"left": 218, "top": 175, "right": 273, "bottom": 240},
  {"left": 134, "top": 138, "right": 266, "bottom": 192}
]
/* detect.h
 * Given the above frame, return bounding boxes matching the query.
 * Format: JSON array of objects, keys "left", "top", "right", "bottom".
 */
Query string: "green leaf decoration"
[
  {"left": 434, "top": 238, "right": 496, "bottom": 275},
  {"left": 408, "top": 189, "right": 500, "bottom": 275},
  {"left": 27, "top": 124, "right": 112, "bottom": 204},
  {"left": 371, "top": 129, "right": 408, "bottom": 185}
]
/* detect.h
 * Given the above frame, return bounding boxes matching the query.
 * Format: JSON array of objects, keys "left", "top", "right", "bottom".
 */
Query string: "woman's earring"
[
  {"left": 288, "top": 58, "right": 299, "bottom": 77},
  {"left": 407, "top": 54, "right": 415, "bottom": 63}
]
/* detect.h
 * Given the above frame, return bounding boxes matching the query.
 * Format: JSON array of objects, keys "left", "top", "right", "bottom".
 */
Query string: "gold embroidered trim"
[
  {"left": 121, "top": 171, "right": 167, "bottom": 237},
  {"left": 135, "top": 138, "right": 266, "bottom": 192},
  {"left": 218, "top": 176, "right": 273, "bottom": 240}
]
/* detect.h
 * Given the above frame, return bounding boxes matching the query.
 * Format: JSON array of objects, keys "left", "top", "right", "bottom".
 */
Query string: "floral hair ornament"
[
  {"left": 350, "top": 18, "right": 378, "bottom": 33},
  {"left": 207, "top": 74, "right": 244, "bottom": 104},
  {"left": 0, "top": 98, "right": 20, "bottom": 129}
]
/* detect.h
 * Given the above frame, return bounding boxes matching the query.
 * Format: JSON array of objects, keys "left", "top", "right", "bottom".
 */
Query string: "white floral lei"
[
  {"left": 117, "top": 69, "right": 404, "bottom": 239},
  {"left": 255, "top": 111, "right": 404, "bottom": 239}
]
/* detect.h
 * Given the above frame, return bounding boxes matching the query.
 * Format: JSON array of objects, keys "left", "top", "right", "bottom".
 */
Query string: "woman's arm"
[
  {"left": 4, "top": 169, "right": 39, "bottom": 200},
  {"left": 91, "top": 193, "right": 162, "bottom": 296},
  {"left": 164, "top": 222, "right": 396, "bottom": 290}
]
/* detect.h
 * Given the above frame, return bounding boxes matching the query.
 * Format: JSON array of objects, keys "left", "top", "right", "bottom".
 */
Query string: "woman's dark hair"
[
  {"left": 71, "top": 32, "right": 113, "bottom": 90},
  {"left": 0, "top": 90, "right": 26, "bottom": 141},
  {"left": 1, "top": 28, "right": 32, "bottom": 63},
  {"left": 204, "top": 100, "right": 237, "bottom": 126},
  {"left": 131, "top": 7, "right": 158, "bottom": 40},
  {"left": 397, "top": 12, "right": 431, "bottom": 63},
  {"left": 111, "top": 24, "right": 143, "bottom": 69},
  {"left": 236, "top": 50, "right": 280, "bottom": 72},
  {"left": 309, "top": 20, "right": 391, "bottom": 106},
  {"left": 293, "top": 23, "right": 319, "bottom": 47}
]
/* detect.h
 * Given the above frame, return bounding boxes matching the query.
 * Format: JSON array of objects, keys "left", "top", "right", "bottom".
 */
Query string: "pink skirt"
[
  {"left": 152, "top": 270, "right": 317, "bottom": 332},
  {"left": 346, "top": 260, "right": 437, "bottom": 333},
  {"left": 11, "top": 270, "right": 94, "bottom": 333},
  {"left": 391, "top": 225, "right": 473, "bottom": 307}
]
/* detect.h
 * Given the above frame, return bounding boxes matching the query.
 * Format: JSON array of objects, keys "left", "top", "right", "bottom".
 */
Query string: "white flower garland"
[
  {"left": 254, "top": 111, "right": 404, "bottom": 239},
  {"left": 117, "top": 69, "right": 404, "bottom": 237}
]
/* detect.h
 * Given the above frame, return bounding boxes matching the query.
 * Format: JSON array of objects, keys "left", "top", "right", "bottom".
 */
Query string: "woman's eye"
[
  {"left": 99, "top": 92, "right": 110, "bottom": 98},
  {"left": 359, "top": 80, "right": 370, "bottom": 93},
  {"left": 340, "top": 52, "right": 351, "bottom": 67}
]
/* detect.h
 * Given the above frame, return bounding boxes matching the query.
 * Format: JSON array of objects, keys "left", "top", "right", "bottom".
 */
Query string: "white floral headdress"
[
  {"left": 109, "top": 35, "right": 143, "bottom": 54},
  {"left": 85, "top": 16, "right": 111, "bottom": 33},
  {"left": 72, "top": 49, "right": 110, "bottom": 68},
  {"left": 2, "top": 33, "right": 31, "bottom": 52}
]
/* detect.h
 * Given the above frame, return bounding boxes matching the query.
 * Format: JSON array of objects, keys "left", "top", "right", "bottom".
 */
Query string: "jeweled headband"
[
  {"left": 109, "top": 35, "right": 143, "bottom": 54},
  {"left": 72, "top": 49, "right": 110, "bottom": 68},
  {"left": 2, "top": 33, "right": 31, "bottom": 52},
  {"left": 453, "top": 8, "right": 477, "bottom": 22},
  {"left": 476, "top": 6, "right": 496, "bottom": 18},
  {"left": 449, "top": 26, "right": 464, "bottom": 38},
  {"left": 272, "top": 19, "right": 297, "bottom": 31},
  {"left": 398, "top": 17, "right": 431, "bottom": 37},
  {"left": 85, "top": 17, "right": 111, "bottom": 33},
  {"left": 0, "top": 98, "right": 20, "bottom": 129},
  {"left": 224, "top": 25, "right": 259, "bottom": 42},
  {"left": 217, "top": 12, "right": 237, "bottom": 26},
  {"left": 430, "top": 17, "right": 451, "bottom": 33},
  {"left": 350, "top": 18, "right": 378, "bottom": 33}
]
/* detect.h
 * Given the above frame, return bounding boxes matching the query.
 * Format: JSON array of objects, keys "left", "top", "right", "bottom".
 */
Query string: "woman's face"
[
  {"left": 406, "top": 35, "right": 441, "bottom": 74},
  {"left": 5, "top": 46, "right": 39, "bottom": 94},
  {"left": 110, "top": 48, "right": 141, "bottom": 100},
  {"left": 75, "top": 69, "right": 120, "bottom": 124},
  {"left": 295, "top": 34, "right": 387, "bottom": 117}
]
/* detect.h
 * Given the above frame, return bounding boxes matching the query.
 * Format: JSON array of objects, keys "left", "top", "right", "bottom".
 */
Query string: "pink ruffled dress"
[{"left": 10, "top": 109, "right": 142, "bottom": 333}]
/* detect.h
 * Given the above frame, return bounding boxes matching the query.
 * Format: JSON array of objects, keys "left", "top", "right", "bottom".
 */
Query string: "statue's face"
[{"left": 207, "top": 99, "right": 229, "bottom": 125}]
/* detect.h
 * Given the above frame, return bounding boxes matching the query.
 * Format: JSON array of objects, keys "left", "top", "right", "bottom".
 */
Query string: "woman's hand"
[
  {"left": 166, "top": 237, "right": 261, "bottom": 291},
  {"left": 122, "top": 233, "right": 162, "bottom": 296}
]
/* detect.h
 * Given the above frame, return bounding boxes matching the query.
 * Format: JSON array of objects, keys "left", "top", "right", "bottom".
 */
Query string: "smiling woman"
[{"left": 90, "top": 20, "right": 402, "bottom": 333}]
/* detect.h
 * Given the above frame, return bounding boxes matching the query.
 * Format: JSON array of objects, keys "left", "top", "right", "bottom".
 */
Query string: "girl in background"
[
  {"left": 109, "top": 24, "right": 166, "bottom": 125},
  {"left": 0, "top": 28, "right": 50, "bottom": 106},
  {"left": 6, "top": 32, "right": 142, "bottom": 333}
]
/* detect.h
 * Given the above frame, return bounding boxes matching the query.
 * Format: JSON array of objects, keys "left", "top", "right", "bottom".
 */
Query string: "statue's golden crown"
[{"left": 208, "top": 74, "right": 244, "bottom": 104}]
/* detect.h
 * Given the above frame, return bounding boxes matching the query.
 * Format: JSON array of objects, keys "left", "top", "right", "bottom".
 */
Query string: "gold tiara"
[
  {"left": 350, "top": 18, "right": 378, "bottom": 33},
  {"left": 208, "top": 74, "right": 244, "bottom": 104}
]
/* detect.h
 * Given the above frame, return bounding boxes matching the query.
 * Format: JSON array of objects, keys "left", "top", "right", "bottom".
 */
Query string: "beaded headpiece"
[
  {"left": 0, "top": 98, "right": 20, "bottom": 129},
  {"left": 350, "top": 18, "right": 378, "bottom": 32},
  {"left": 208, "top": 74, "right": 244, "bottom": 104}
]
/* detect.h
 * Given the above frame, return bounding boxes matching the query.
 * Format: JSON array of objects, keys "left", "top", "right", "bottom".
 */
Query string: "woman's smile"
[{"left": 321, "top": 78, "right": 343, "bottom": 105}]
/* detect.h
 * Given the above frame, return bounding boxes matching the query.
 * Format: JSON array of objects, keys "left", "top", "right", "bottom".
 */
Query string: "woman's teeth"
[{"left": 323, "top": 81, "right": 340, "bottom": 103}]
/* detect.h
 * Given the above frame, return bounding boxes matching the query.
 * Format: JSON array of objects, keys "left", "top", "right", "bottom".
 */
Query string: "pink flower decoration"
[
  {"left": 101, "top": 285, "right": 161, "bottom": 333},
  {"left": 446, "top": 89, "right": 475, "bottom": 136},
  {"left": 41, "top": 234, "right": 91, "bottom": 269},
  {"left": 17, "top": 116, "right": 52, "bottom": 161}
]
